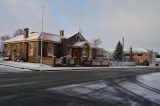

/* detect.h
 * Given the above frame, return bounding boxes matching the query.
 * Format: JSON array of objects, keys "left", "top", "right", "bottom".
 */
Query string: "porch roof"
[{"left": 72, "top": 41, "right": 97, "bottom": 48}]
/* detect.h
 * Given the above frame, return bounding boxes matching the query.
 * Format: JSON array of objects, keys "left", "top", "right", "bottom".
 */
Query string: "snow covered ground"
[
  {"left": 47, "top": 72, "right": 160, "bottom": 105},
  {"left": 0, "top": 60, "right": 159, "bottom": 72},
  {"left": 137, "top": 72, "right": 160, "bottom": 90},
  {"left": 0, "top": 65, "right": 31, "bottom": 73},
  {"left": 119, "top": 78, "right": 160, "bottom": 105},
  {"left": 47, "top": 80, "right": 139, "bottom": 105}
]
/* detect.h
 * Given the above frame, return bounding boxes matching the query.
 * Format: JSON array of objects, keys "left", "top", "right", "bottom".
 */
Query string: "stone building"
[{"left": 3, "top": 28, "right": 98, "bottom": 66}]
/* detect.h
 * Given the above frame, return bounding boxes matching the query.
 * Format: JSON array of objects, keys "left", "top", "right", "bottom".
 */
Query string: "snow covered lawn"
[
  {"left": 0, "top": 65, "right": 31, "bottom": 73},
  {"left": 119, "top": 80, "right": 160, "bottom": 105},
  {"left": 0, "top": 61, "right": 54, "bottom": 71},
  {"left": 137, "top": 72, "right": 160, "bottom": 90}
]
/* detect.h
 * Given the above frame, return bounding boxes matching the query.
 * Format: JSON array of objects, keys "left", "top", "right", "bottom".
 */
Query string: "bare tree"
[
  {"left": 93, "top": 38, "right": 102, "bottom": 47},
  {"left": 0, "top": 34, "right": 11, "bottom": 54},
  {"left": 13, "top": 29, "right": 23, "bottom": 37},
  {"left": 0, "top": 34, "right": 10, "bottom": 41}
]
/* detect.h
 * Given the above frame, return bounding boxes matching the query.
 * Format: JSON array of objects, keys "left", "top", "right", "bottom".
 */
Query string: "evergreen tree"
[{"left": 113, "top": 41, "right": 123, "bottom": 61}]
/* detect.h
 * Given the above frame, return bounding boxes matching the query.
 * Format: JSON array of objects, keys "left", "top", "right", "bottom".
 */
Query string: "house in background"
[
  {"left": 3, "top": 28, "right": 98, "bottom": 66},
  {"left": 0, "top": 44, "right": 2, "bottom": 57},
  {"left": 124, "top": 47, "right": 155, "bottom": 66}
]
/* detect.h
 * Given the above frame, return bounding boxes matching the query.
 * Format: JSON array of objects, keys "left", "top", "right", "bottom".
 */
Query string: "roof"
[
  {"left": 4, "top": 32, "right": 62, "bottom": 43},
  {"left": 125, "top": 48, "right": 150, "bottom": 53}
]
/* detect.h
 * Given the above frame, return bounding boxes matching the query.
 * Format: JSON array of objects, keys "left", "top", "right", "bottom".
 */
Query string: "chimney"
[
  {"left": 23, "top": 28, "right": 29, "bottom": 38},
  {"left": 60, "top": 30, "right": 64, "bottom": 36}
]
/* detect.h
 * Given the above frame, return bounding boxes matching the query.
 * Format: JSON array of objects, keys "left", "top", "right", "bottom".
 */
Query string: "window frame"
[
  {"left": 28, "top": 44, "right": 34, "bottom": 56},
  {"left": 47, "top": 44, "right": 53, "bottom": 56},
  {"left": 15, "top": 44, "right": 20, "bottom": 56}
]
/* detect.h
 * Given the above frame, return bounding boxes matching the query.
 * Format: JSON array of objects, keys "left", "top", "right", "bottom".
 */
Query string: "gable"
[{"left": 66, "top": 32, "right": 87, "bottom": 45}]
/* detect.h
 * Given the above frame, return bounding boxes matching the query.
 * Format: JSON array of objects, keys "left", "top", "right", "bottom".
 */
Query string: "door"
[{"left": 73, "top": 49, "right": 80, "bottom": 62}]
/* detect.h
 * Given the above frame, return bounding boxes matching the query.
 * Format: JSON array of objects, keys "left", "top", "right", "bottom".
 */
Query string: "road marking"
[
  {"left": 0, "top": 80, "right": 52, "bottom": 88},
  {"left": 0, "top": 72, "right": 8, "bottom": 74},
  {"left": 0, "top": 73, "right": 7, "bottom": 74},
  {"left": 0, "top": 95, "right": 18, "bottom": 101},
  {"left": 0, "top": 78, "right": 18, "bottom": 82}
]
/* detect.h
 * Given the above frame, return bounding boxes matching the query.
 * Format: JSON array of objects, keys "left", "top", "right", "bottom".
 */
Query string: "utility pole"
[
  {"left": 41, "top": 0, "right": 45, "bottom": 65},
  {"left": 122, "top": 37, "right": 124, "bottom": 61}
]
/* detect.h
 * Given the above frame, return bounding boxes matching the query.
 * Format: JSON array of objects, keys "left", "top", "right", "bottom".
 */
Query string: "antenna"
[{"left": 79, "top": 24, "right": 82, "bottom": 34}]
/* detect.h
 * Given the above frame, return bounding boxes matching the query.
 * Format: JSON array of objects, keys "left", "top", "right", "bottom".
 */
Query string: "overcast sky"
[{"left": 1, "top": 0, "right": 160, "bottom": 51}]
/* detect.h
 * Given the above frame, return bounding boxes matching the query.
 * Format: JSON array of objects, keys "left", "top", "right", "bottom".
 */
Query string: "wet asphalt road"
[{"left": 0, "top": 65, "right": 160, "bottom": 106}]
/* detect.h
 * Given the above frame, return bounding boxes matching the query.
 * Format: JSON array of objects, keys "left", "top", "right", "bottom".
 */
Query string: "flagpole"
[{"left": 41, "top": 0, "right": 45, "bottom": 65}]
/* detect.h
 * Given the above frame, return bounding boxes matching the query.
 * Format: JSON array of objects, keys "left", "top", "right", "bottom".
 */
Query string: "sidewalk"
[{"left": 0, "top": 60, "right": 158, "bottom": 71}]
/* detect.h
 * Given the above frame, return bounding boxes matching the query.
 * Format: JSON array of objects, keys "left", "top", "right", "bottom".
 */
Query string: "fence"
[
  {"left": 92, "top": 59, "right": 109, "bottom": 66},
  {"left": 110, "top": 61, "right": 136, "bottom": 67}
]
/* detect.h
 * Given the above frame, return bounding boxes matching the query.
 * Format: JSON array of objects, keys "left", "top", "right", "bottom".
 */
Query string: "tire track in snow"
[
  {"left": 110, "top": 78, "right": 157, "bottom": 106},
  {"left": 116, "top": 78, "right": 160, "bottom": 105},
  {"left": 130, "top": 77, "right": 160, "bottom": 95}
]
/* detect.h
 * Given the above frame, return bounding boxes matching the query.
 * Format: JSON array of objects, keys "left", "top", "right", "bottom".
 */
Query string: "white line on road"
[
  {"left": 0, "top": 80, "right": 53, "bottom": 88},
  {"left": 0, "top": 79, "right": 18, "bottom": 82},
  {"left": 0, "top": 95, "right": 18, "bottom": 101},
  {"left": 0, "top": 73, "right": 7, "bottom": 74}
]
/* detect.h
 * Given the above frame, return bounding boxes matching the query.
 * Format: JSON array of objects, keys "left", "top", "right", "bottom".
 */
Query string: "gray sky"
[{"left": 1, "top": 0, "right": 160, "bottom": 51}]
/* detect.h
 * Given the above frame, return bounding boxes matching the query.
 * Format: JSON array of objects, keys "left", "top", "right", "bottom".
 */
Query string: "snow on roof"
[
  {"left": 4, "top": 35, "right": 24, "bottom": 43},
  {"left": 132, "top": 48, "right": 149, "bottom": 53},
  {"left": 39, "top": 32, "right": 61, "bottom": 42},
  {"left": 156, "top": 58, "right": 160, "bottom": 62},
  {"left": 4, "top": 32, "right": 62, "bottom": 43},
  {"left": 72, "top": 42, "right": 86, "bottom": 47},
  {"left": 72, "top": 41, "right": 97, "bottom": 48},
  {"left": 125, "top": 48, "right": 149, "bottom": 53}
]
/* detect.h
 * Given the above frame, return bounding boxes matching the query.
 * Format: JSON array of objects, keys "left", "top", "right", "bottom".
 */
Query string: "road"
[{"left": 0, "top": 65, "right": 160, "bottom": 106}]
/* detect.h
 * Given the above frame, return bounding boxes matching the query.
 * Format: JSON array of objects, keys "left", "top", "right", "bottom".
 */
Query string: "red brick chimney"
[
  {"left": 60, "top": 30, "right": 64, "bottom": 36},
  {"left": 23, "top": 28, "right": 29, "bottom": 38}
]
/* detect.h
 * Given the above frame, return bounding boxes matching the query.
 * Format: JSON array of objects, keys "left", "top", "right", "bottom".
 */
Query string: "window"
[
  {"left": 5, "top": 45, "right": 10, "bottom": 56},
  {"left": 82, "top": 45, "right": 89, "bottom": 57},
  {"left": 47, "top": 45, "right": 53, "bottom": 56},
  {"left": 28, "top": 44, "right": 34, "bottom": 56},
  {"left": 16, "top": 44, "right": 20, "bottom": 55},
  {"left": 38, "top": 42, "right": 48, "bottom": 57},
  {"left": 66, "top": 47, "right": 70, "bottom": 55},
  {"left": 137, "top": 54, "right": 143, "bottom": 56},
  {"left": 125, "top": 54, "right": 129, "bottom": 56},
  {"left": 82, "top": 49, "right": 86, "bottom": 57},
  {"left": 54, "top": 44, "right": 62, "bottom": 58}
]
